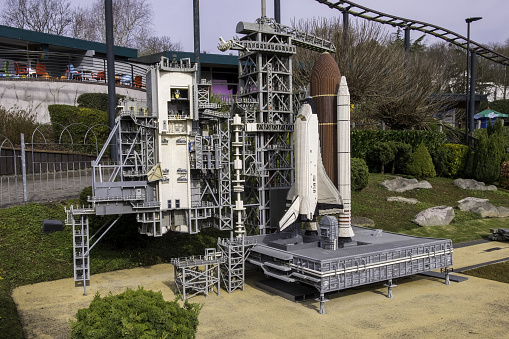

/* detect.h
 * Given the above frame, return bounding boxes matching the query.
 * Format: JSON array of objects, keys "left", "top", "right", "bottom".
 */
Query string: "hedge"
[
  {"left": 351, "top": 130, "right": 446, "bottom": 160},
  {"left": 48, "top": 104, "right": 110, "bottom": 154},
  {"left": 77, "top": 93, "right": 124, "bottom": 112},
  {"left": 443, "top": 143, "right": 471, "bottom": 178}
]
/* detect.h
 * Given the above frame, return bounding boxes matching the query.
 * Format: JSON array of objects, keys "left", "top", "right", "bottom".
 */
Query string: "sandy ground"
[{"left": 12, "top": 241, "right": 509, "bottom": 339}]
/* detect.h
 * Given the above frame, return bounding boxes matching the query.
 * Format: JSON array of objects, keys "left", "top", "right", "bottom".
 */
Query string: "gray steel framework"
[
  {"left": 171, "top": 248, "right": 224, "bottom": 299},
  {"left": 316, "top": 0, "right": 509, "bottom": 66},
  {"left": 217, "top": 237, "right": 257, "bottom": 293}
]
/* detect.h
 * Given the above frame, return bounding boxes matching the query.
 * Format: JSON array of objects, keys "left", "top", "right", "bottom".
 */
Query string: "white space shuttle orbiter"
[{"left": 279, "top": 98, "right": 346, "bottom": 232}]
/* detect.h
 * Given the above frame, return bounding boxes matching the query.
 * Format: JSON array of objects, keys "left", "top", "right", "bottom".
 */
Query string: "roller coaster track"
[{"left": 316, "top": 0, "right": 509, "bottom": 66}]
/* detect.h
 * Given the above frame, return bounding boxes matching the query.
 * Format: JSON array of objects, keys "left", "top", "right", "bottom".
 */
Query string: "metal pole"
[
  {"left": 404, "top": 26, "right": 411, "bottom": 53},
  {"left": 274, "top": 0, "right": 281, "bottom": 23},
  {"left": 20, "top": 133, "right": 27, "bottom": 202},
  {"left": 469, "top": 50, "right": 477, "bottom": 136},
  {"left": 105, "top": 0, "right": 118, "bottom": 161},
  {"left": 465, "top": 21, "right": 471, "bottom": 144},
  {"left": 193, "top": 0, "right": 201, "bottom": 82}
]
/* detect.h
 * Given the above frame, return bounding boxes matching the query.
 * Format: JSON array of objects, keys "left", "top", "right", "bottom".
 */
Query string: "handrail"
[
  {"left": 316, "top": 0, "right": 509, "bottom": 66},
  {"left": 0, "top": 48, "right": 149, "bottom": 88}
]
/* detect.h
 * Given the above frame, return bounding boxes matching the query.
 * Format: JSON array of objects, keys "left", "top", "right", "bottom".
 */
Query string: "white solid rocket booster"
[{"left": 337, "top": 76, "right": 355, "bottom": 239}]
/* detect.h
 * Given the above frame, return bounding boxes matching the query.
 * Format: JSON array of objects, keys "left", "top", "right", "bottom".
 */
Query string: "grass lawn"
[
  {"left": 352, "top": 173, "right": 509, "bottom": 243},
  {"left": 462, "top": 261, "right": 509, "bottom": 283},
  {"left": 2, "top": 174, "right": 509, "bottom": 337}
]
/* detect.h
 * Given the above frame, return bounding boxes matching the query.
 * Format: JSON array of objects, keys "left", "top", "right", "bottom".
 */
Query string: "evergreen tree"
[
  {"left": 474, "top": 119, "right": 505, "bottom": 183},
  {"left": 405, "top": 142, "right": 436, "bottom": 179}
]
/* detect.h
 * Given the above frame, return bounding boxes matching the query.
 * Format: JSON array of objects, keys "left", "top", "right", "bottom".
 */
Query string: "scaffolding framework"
[
  {"left": 171, "top": 248, "right": 225, "bottom": 299},
  {"left": 217, "top": 237, "right": 257, "bottom": 293}
]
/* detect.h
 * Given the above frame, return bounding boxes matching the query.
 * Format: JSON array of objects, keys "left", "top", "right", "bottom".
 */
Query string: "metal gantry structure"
[
  {"left": 315, "top": 0, "right": 509, "bottom": 66},
  {"left": 222, "top": 17, "right": 335, "bottom": 234}
]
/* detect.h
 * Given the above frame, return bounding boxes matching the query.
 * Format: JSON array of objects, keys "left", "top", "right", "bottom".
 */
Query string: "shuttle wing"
[
  {"left": 279, "top": 195, "right": 300, "bottom": 231},
  {"left": 317, "top": 149, "right": 343, "bottom": 214}
]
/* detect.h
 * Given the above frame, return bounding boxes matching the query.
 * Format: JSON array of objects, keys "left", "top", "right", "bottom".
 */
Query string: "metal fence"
[
  {"left": 0, "top": 133, "right": 110, "bottom": 208},
  {"left": 0, "top": 48, "right": 149, "bottom": 89}
]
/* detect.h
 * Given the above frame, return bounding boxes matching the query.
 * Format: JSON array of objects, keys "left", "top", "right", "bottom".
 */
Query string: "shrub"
[
  {"left": 367, "top": 141, "right": 395, "bottom": 174},
  {"left": 431, "top": 145, "right": 454, "bottom": 178},
  {"left": 474, "top": 120, "right": 505, "bottom": 184},
  {"left": 0, "top": 105, "right": 38, "bottom": 145},
  {"left": 77, "top": 93, "right": 124, "bottom": 112},
  {"left": 390, "top": 141, "right": 412, "bottom": 174},
  {"left": 405, "top": 142, "right": 436, "bottom": 179},
  {"left": 351, "top": 129, "right": 446, "bottom": 160},
  {"left": 69, "top": 287, "right": 202, "bottom": 338},
  {"left": 48, "top": 104, "right": 110, "bottom": 154},
  {"left": 444, "top": 143, "right": 471, "bottom": 178},
  {"left": 351, "top": 157, "right": 369, "bottom": 191},
  {"left": 500, "top": 161, "right": 509, "bottom": 189}
]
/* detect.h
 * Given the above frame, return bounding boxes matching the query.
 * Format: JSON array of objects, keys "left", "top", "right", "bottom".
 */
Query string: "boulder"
[
  {"left": 351, "top": 216, "right": 375, "bottom": 227},
  {"left": 413, "top": 206, "right": 455, "bottom": 226},
  {"left": 387, "top": 196, "right": 419, "bottom": 205},
  {"left": 453, "top": 178, "right": 497, "bottom": 191},
  {"left": 380, "top": 177, "right": 432, "bottom": 193},
  {"left": 497, "top": 206, "right": 509, "bottom": 218},
  {"left": 458, "top": 197, "right": 499, "bottom": 218}
]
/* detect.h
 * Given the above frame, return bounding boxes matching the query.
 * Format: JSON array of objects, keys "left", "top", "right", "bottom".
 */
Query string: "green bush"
[
  {"left": 77, "top": 93, "right": 124, "bottom": 112},
  {"left": 48, "top": 104, "right": 110, "bottom": 154},
  {"left": 390, "top": 141, "right": 412, "bottom": 174},
  {"left": 444, "top": 143, "right": 471, "bottom": 178},
  {"left": 431, "top": 145, "right": 454, "bottom": 178},
  {"left": 351, "top": 129, "right": 446, "bottom": 160},
  {"left": 69, "top": 287, "right": 202, "bottom": 339},
  {"left": 474, "top": 119, "right": 505, "bottom": 184},
  {"left": 500, "top": 161, "right": 509, "bottom": 189},
  {"left": 351, "top": 157, "right": 369, "bottom": 191},
  {"left": 367, "top": 142, "right": 395, "bottom": 174},
  {"left": 405, "top": 142, "right": 436, "bottom": 179}
]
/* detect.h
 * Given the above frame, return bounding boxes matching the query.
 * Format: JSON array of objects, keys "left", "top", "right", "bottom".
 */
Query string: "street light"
[{"left": 465, "top": 16, "right": 482, "bottom": 144}]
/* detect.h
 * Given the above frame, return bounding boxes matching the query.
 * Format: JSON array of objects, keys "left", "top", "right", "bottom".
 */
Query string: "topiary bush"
[
  {"left": 351, "top": 157, "right": 369, "bottom": 191},
  {"left": 405, "top": 142, "right": 436, "bottom": 179},
  {"left": 500, "top": 161, "right": 509, "bottom": 189},
  {"left": 474, "top": 119, "right": 505, "bottom": 184},
  {"left": 77, "top": 93, "right": 124, "bottom": 112},
  {"left": 444, "top": 143, "right": 471, "bottom": 178},
  {"left": 431, "top": 145, "right": 454, "bottom": 178},
  {"left": 69, "top": 287, "right": 202, "bottom": 339},
  {"left": 390, "top": 141, "right": 412, "bottom": 174}
]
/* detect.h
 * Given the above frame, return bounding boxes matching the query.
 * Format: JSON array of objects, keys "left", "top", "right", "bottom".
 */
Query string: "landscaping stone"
[
  {"left": 413, "top": 206, "right": 454, "bottom": 226},
  {"left": 380, "top": 177, "right": 432, "bottom": 193},
  {"left": 453, "top": 178, "right": 497, "bottom": 191},
  {"left": 387, "top": 196, "right": 419, "bottom": 204},
  {"left": 496, "top": 206, "right": 509, "bottom": 218},
  {"left": 351, "top": 216, "right": 375, "bottom": 227},
  {"left": 457, "top": 197, "right": 499, "bottom": 218}
]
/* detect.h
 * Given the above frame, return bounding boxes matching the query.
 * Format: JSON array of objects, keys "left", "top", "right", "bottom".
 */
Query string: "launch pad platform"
[{"left": 245, "top": 225, "right": 453, "bottom": 308}]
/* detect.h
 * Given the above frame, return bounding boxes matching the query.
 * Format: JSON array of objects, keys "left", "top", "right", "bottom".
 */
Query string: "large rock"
[
  {"left": 413, "top": 206, "right": 455, "bottom": 226},
  {"left": 380, "top": 177, "right": 432, "bottom": 193},
  {"left": 497, "top": 206, "right": 509, "bottom": 218},
  {"left": 351, "top": 216, "right": 375, "bottom": 227},
  {"left": 387, "top": 196, "right": 419, "bottom": 204},
  {"left": 457, "top": 197, "right": 499, "bottom": 218},
  {"left": 453, "top": 178, "right": 497, "bottom": 191}
]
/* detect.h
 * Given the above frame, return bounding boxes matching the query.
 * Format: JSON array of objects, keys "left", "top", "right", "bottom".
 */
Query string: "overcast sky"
[{"left": 71, "top": 0, "right": 509, "bottom": 53}]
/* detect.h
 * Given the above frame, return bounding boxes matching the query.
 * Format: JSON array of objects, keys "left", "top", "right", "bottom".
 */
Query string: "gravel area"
[{"left": 12, "top": 241, "right": 509, "bottom": 338}]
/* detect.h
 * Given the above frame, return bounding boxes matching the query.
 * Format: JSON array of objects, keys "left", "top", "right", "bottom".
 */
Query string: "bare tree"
[
  {"left": 292, "top": 17, "right": 452, "bottom": 129},
  {"left": 136, "top": 36, "right": 183, "bottom": 56},
  {"left": 1, "top": 0, "right": 73, "bottom": 35},
  {"left": 72, "top": 0, "right": 153, "bottom": 49}
]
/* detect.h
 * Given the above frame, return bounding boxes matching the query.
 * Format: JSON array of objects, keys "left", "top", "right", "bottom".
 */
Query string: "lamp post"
[{"left": 465, "top": 16, "right": 482, "bottom": 144}]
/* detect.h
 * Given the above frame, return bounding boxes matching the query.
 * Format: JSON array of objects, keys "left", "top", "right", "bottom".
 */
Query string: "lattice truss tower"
[{"left": 225, "top": 18, "right": 335, "bottom": 234}]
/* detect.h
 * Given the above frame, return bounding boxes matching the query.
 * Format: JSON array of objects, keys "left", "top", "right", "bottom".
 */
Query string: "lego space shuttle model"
[
  {"left": 279, "top": 99, "right": 343, "bottom": 230},
  {"left": 279, "top": 75, "right": 354, "bottom": 241}
]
